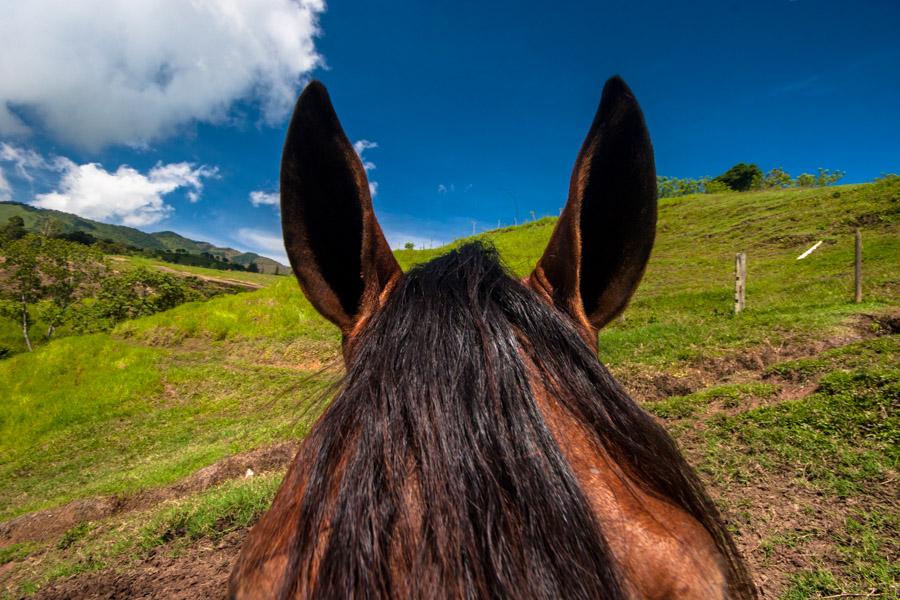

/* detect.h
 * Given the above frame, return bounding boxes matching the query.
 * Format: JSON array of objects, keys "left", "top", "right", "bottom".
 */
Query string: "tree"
[
  {"left": 713, "top": 163, "right": 763, "bottom": 192},
  {"left": 815, "top": 168, "right": 844, "bottom": 186},
  {"left": 764, "top": 167, "right": 792, "bottom": 189},
  {"left": 247, "top": 262, "right": 259, "bottom": 273},
  {"left": 54, "top": 230, "right": 97, "bottom": 246},
  {"left": 0, "top": 235, "right": 42, "bottom": 351},
  {"left": 39, "top": 238, "right": 104, "bottom": 339},
  {"left": 795, "top": 173, "right": 815, "bottom": 187},
  {"left": 0, "top": 235, "right": 105, "bottom": 349},
  {"left": 92, "top": 267, "right": 196, "bottom": 325},
  {"left": 703, "top": 179, "right": 731, "bottom": 194},
  {"left": 404, "top": 241, "right": 415, "bottom": 250},
  {"left": 35, "top": 217, "right": 61, "bottom": 238},
  {"left": 0, "top": 216, "right": 26, "bottom": 246}
]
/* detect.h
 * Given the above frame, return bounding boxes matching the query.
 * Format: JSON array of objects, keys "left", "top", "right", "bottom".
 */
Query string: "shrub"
[{"left": 713, "top": 163, "right": 763, "bottom": 191}]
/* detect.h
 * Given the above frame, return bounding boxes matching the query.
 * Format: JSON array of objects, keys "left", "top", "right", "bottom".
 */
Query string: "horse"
[{"left": 229, "top": 76, "right": 756, "bottom": 600}]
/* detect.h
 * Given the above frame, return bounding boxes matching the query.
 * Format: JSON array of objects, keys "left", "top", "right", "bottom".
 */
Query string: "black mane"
[{"left": 278, "top": 242, "right": 753, "bottom": 599}]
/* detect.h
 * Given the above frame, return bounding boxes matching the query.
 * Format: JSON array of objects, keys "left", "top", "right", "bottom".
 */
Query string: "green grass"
[
  {"left": 140, "top": 471, "right": 283, "bottom": 548},
  {"left": 113, "top": 255, "right": 281, "bottom": 287},
  {"left": 1, "top": 472, "right": 284, "bottom": 598},
  {"left": 765, "top": 334, "right": 899, "bottom": 380},
  {"left": 646, "top": 383, "right": 779, "bottom": 418},
  {"left": 114, "top": 276, "right": 335, "bottom": 344},
  {"left": 701, "top": 347, "right": 898, "bottom": 495},
  {"left": 0, "top": 327, "right": 335, "bottom": 520},
  {"left": 780, "top": 510, "right": 899, "bottom": 599},
  {"left": 0, "top": 542, "right": 38, "bottom": 565}
]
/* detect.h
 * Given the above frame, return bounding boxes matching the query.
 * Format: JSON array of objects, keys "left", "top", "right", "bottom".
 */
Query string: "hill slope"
[
  {"left": 1, "top": 179, "right": 898, "bottom": 598},
  {"left": 0, "top": 202, "right": 289, "bottom": 273}
]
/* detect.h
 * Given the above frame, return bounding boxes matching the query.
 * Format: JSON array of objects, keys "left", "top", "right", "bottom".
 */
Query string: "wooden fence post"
[
  {"left": 855, "top": 229, "right": 862, "bottom": 303},
  {"left": 734, "top": 252, "right": 747, "bottom": 314}
]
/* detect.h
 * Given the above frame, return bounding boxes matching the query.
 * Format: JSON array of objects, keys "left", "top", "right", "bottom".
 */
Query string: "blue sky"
[{"left": 1, "top": 0, "right": 898, "bottom": 263}]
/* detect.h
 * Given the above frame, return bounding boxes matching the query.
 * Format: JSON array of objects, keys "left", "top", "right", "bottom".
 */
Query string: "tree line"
[{"left": 657, "top": 164, "right": 844, "bottom": 198}]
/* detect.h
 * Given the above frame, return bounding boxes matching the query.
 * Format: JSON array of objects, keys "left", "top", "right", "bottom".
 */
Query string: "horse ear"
[
  {"left": 529, "top": 76, "right": 656, "bottom": 340},
  {"left": 281, "top": 81, "right": 401, "bottom": 334}
]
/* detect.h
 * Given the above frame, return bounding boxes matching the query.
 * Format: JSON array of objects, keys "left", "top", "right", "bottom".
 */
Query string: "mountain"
[
  {"left": 146, "top": 231, "right": 287, "bottom": 274},
  {"left": 0, "top": 201, "right": 289, "bottom": 274}
]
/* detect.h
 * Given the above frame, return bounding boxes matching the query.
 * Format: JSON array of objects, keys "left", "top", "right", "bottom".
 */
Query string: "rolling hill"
[
  {"left": 0, "top": 201, "right": 289, "bottom": 274},
  {"left": 0, "top": 179, "right": 898, "bottom": 598}
]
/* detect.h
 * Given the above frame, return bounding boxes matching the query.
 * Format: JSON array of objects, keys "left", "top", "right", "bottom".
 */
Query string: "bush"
[
  {"left": 713, "top": 163, "right": 763, "bottom": 191},
  {"left": 703, "top": 180, "right": 732, "bottom": 194},
  {"left": 96, "top": 267, "right": 199, "bottom": 323}
]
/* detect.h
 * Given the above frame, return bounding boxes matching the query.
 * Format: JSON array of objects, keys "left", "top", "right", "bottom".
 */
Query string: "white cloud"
[
  {"left": 236, "top": 227, "right": 288, "bottom": 263},
  {"left": 0, "top": 142, "right": 54, "bottom": 182},
  {"left": 32, "top": 159, "right": 217, "bottom": 226},
  {"left": 0, "top": 0, "right": 325, "bottom": 150},
  {"left": 353, "top": 139, "right": 379, "bottom": 196},
  {"left": 0, "top": 166, "right": 10, "bottom": 201},
  {"left": 437, "top": 183, "right": 456, "bottom": 194},
  {"left": 249, "top": 190, "right": 280, "bottom": 207}
]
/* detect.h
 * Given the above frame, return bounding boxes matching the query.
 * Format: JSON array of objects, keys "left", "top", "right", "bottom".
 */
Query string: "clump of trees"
[
  {"left": 0, "top": 233, "right": 104, "bottom": 351},
  {"left": 657, "top": 165, "right": 844, "bottom": 198},
  {"left": 69, "top": 267, "right": 201, "bottom": 333},
  {"left": 713, "top": 163, "right": 763, "bottom": 191},
  {"left": 152, "top": 248, "right": 259, "bottom": 272},
  {"left": 0, "top": 224, "right": 211, "bottom": 355}
]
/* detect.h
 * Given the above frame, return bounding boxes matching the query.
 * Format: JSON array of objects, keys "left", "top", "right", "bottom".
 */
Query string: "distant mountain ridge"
[{"left": 0, "top": 201, "right": 289, "bottom": 274}]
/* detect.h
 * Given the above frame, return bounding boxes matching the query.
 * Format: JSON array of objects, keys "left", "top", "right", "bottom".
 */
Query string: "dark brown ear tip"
[
  {"left": 301, "top": 79, "right": 328, "bottom": 96},
  {"left": 601, "top": 76, "right": 636, "bottom": 103},
  {"left": 297, "top": 80, "right": 333, "bottom": 113}
]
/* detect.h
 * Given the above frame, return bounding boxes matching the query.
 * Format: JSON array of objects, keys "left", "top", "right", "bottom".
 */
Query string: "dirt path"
[
  {"left": 31, "top": 532, "right": 243, "bottom": 600},
  {"left": 0, "top": 442, "right": 298, "bottom": 546},
  {"left": 106, "top": 257, "right": 265, "bottom": 290},
  {"left": 152, "top": 265, "right": 264, "bottom": 290}
]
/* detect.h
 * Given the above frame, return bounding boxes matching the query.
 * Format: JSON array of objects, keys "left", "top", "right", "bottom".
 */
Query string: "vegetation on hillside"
[
  {"left": 657, "top": 163, "right": 845, "bottom": 198},
  {"left": 0, "top": 202, "right": 289, "bottom": 274},
  {"left": 0, "top": 232, "right": 249, "bottom": 356}
]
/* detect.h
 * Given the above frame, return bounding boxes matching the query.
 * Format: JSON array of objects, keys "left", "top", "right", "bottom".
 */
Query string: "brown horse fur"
[{"left": 229, "top": 78, "right": 757, "bottom": 599}]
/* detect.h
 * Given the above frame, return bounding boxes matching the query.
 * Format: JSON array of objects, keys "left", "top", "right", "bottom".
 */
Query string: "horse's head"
[
  {"left": 280, "top": 77, "right": 656, "bottom": 356},
  {"left": 230, "top": 78, "right": 755, "bottom": 600}
]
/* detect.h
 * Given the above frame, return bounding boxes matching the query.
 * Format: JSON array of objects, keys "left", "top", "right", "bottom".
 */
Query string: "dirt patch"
[
  {"left": 30, "top": 531, "right": 244, "bottom": 600},
  {"left": 623, "top": 310, "right": 898, "bottom": 402},
  {"left": 0, "top": 442, "right": 299, "bottom": 547},
  {"left": 622, "top": 371, "right": 701, "bottom": 401},
  {"left": 702, "top": 466, "right": 897, "bottom": 599},
  {"left": 152, "top": 265, "right": 263, "bottom": 290}
]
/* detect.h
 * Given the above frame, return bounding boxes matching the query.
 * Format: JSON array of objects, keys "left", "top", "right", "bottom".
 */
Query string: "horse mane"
[{"left": 273, "top": 241, "right": 754, "bottom": 599}]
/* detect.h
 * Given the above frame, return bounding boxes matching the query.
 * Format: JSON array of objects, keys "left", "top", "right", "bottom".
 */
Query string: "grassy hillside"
[
  {"left": 0, "top": 202, "right": 166, "bottom": 251},
  {"left": 148, "top": 231, "right": 287, "bottom": 274},
  {"left": 114, "top": 255, "right": 281, "bottom": 287},
  {"left": 1, "top": 180, "right": 897, "bottom": 598},
  {"left": 0, "top": 202, "right": 289, "bottom": 273},
  {"left": 0, "top": 256, "right": 281, "bottom": 356}
]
